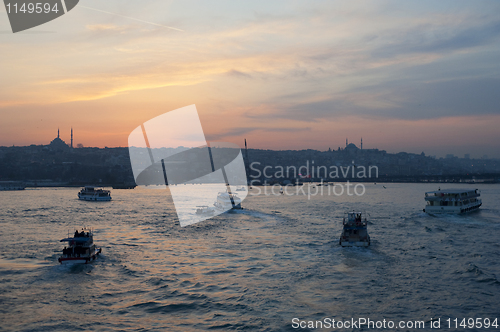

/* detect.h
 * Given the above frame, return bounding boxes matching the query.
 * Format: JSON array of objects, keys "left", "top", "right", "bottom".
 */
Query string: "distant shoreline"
[{"left": 13, "top": 178, "right": 500, "bottom": 189}]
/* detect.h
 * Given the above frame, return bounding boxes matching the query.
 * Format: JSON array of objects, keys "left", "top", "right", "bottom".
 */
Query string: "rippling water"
[{"left": 1, "top": 184, "right": 499, "bottom": 331}]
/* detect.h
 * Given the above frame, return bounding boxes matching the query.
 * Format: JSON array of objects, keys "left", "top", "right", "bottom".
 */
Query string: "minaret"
[
  {"left": 71, "top": 128, "right": 73, "bottom": 148},
  {"left": 361, "top": 137, "right": 363, "bottom": 150},
  {"left": 58, "top": 128, "right": 60, "bottom": 138},
  {"left": 346, "top": 138, "right": 348, "bottom": 148}
]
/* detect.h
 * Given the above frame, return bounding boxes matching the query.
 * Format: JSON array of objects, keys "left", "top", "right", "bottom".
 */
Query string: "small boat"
[
  {"left": 195, "top": 205, "right": 215, "bottom": 216},
  {"left": 423, "top": 188, "right": 482, "bottom": 214},
  {"left": 0, "top": 181, "right": 26, "bottom": 190},
  {"left": 58, "top": 228, "right": 102, "bottom": 264},
  {"left": 236, "top": 186, "right": 247, "bottom": 191},
  {"left": 78, "top": 186, "right": 111, "bottom": 201},
  {"left": 214, "top": 191, "right": 242, "bottom": 210},
  {"left": 339, "top": 211, "right": 370, "bottom": 247}
]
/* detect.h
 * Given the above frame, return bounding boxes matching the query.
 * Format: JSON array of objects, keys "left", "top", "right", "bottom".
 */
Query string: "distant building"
[
  {"left": 48, "top": 128, "right": 71, "bottom": 151},
  {"left": 464, "top": 154, "right": 470, "bottom": 159},
  {"left": 345, "top": 143, "right": 359, "bottom": 152},
  {"left": 344, "top": 138, "right": 361, "bottom": 152},
  {"left": 446, "top": 154, "right": 455, "bottom": 159}
]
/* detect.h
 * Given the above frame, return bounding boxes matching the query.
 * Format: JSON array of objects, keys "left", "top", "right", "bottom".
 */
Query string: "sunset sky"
[{"left": 1, "top": 0, "right": 500, "bottom": 158}]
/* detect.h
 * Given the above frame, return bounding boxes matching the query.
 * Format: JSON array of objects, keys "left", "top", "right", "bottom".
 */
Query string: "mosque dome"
[
  {"left": 48, "top": 129, "right": 70, "bottom": 151},
  {"left": 345, "top": 143, "right": 359, "bottom": 151}
]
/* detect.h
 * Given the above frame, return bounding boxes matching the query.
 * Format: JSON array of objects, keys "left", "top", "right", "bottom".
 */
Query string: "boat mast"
[
  {"left": 207, "top": 142, "right": 236, "bottom": 208},
  {"left": 244, "top": 139, "right": 250, "bottom": 185}
]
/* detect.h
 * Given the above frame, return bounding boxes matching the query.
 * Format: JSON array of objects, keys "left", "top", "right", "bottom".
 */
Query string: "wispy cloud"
[
  {"left": 79, "top": 5, "right": 184, "bottom": 31},
  {"left": 1, "top": 0, "right": 500, "bottom": 156},
  {"left": 85, "top": 24, "right": 127, "bottom": 32}
]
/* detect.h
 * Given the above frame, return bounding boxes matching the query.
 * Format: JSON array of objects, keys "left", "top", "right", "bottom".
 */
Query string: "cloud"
[
  {"left": 206, "top": 126, "right": 311, "bottom": 141},
  {"left": 86, "top": 24, "right": 126, "bottom": 32},
  {"left": 2, "top": 0, "right": 500, "bottom": 157},
  {"left": 242, "top": 75, "right": 500, "bottom": 123},
  {"left": 371, "top": 20, "right": 500, "bottom": 59},
  {"left": 225, "top": 69, "right": 253, "bottom": 79},
  {"left": 3, "top": 1, "right": 499, "bottom": 109}
]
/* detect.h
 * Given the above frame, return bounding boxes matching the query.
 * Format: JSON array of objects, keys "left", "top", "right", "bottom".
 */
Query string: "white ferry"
[
  {"left": 214, "top": 191, "right": 242, "bottom": 211},
  {"left": 339, "top": 211, "right": 370, "bottom": 247},
  {"left": 424, "top": 188, "right": 482, "bottom": 214},
  {"left": 78, "top": 186, "right": 112, "bottom": 201},
  {"left": 58, "top": 228, "right": 102, "bottom": 264}
]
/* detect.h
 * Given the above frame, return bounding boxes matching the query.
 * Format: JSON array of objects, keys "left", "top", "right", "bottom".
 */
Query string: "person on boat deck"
[
  {"left": 74, "top": 230, "right": 79, "bottom": 237},
  {"left": 80, "top": 231, "right": 85, "bottom": 237}
]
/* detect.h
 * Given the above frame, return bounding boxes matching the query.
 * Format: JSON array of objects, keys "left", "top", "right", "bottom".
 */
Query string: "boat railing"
[{"left": 343, "top": 218, "right": 368, "bottom": 227}]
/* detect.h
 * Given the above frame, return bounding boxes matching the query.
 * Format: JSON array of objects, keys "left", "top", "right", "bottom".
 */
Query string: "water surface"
[{"left": 1, "top": 184, "right": 499, "bottom": 331}]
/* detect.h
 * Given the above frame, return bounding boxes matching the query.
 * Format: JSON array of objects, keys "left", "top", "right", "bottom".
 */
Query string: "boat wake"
[{"left": 236, "top": 209, "right": 289, "bottom": 224}]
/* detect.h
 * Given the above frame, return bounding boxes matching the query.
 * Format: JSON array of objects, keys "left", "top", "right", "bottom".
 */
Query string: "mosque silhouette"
[{"left": 49, "top": 128, "right": 73, "bottom": 151}]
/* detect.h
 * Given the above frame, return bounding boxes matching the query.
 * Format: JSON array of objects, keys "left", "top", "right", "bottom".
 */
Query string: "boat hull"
[
  {"left": 196, "top": 208, "right": 216, "bottom": 216},
  {"left": 58, "top": 248, "right": 102, "bottom": 264},
  {"left": 424, "top": 203, "right": 482, "bottom": 214},
  {"left": 340, "top": 241, "right": 370, "bottom": 247},
  {"left": 215, "top": 203, "right": 243, "bottom": 211},
  {"left": 78, "top": 195, "right": 111, "bottom": 201},
  {"left": 339, "top": 213, "right": 370, "bottom": 247},
  {"left": 424, "top": 189, "right": 481, "bottom": 214}
]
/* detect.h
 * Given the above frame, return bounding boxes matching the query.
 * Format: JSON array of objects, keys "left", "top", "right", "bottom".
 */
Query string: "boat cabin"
[
  {"left": 339, "top": 211, "right": 370, "bottom": 247},
  {"left": 424, "top": 189, "right": 481, "bottom": 214}
]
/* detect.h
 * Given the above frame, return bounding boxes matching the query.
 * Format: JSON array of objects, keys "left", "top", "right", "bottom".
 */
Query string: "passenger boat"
[
  {"left": 0, "top": 181, "right": 26, "bottom": 190},
  {"left": 58, "top": 228, "right": 102, "bottom": 264},
  {"left": 424, "top": 188, "right": 482, "bottom": 214},
  {"left": 214, "top": 191, "right": 242, "bottom": 210},
  {"left": 78, "top": 186, "right": 111, "bottom": 201},
  {"left": 236, "top": 186, "right": 246, "bottom": 191},
  {"left": 195, "top": 205, "right": 215, "bottom": 216},
  {"left": 339, "top": 211, "right": 370, "bottom": 247}
]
